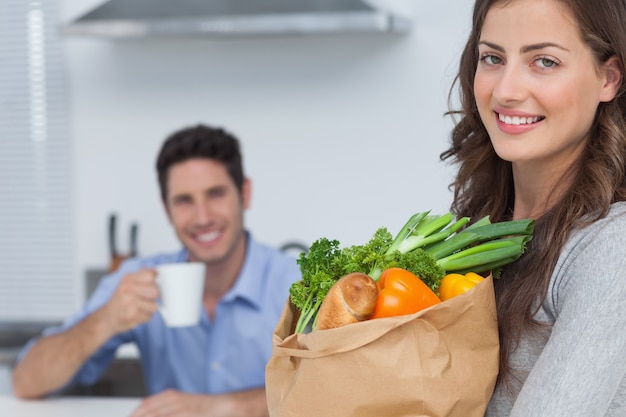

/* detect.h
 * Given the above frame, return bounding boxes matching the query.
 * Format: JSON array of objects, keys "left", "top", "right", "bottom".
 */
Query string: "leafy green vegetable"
[{"left": 289, "top": 238, "right": 343, "bottom": 334}]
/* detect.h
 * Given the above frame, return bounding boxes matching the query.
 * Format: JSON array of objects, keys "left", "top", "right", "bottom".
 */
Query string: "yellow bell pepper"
[{"left": 438, "top": 272, "right": 485, "bottom": 301}]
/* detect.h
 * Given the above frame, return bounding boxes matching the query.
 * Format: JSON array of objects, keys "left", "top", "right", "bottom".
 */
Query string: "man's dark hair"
[{"left": 156, "top": 124, "right": 245, "bottom": 202}]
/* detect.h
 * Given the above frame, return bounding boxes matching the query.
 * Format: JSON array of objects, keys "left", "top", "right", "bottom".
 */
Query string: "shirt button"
[{"left": 211, "top": 361, "right": 221, "bottom": 371}]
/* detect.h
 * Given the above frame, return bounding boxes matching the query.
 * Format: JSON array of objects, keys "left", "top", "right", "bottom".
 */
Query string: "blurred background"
[
  {"left": 0, "top": 0, "right": 474, "bottom": 323},
  {"left": 0, "top": 0, "right": 476, "bottom": 396}
]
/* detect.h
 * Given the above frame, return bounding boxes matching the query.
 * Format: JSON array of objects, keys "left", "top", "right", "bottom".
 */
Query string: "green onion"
[
  {"left": 387, "top": 212, "right": 470, "bottom": 254},
  {"left": 448, "top": 255, "right": 521, "bottom": 276},
  {"left": 436, "top": 236, "right": 529, "bottom": 271},
  {"left": 424, "top": 219, "right": 535, "bottom": 260}
]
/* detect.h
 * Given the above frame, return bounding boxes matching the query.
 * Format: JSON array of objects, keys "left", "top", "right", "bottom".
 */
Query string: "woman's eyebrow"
[
  {"left": 521, "top": 42, "right": 569, "bottom": 53},
  {"left": 478, "top": 40, "right": 504, "bottom": 52},
  {"left": 478, "top": 40, "right": 570, "bottom": 53}
]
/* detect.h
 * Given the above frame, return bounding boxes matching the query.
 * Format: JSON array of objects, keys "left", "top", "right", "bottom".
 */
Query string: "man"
[{"left": 12, "top": 124, "right": 302, "bottom": 417}]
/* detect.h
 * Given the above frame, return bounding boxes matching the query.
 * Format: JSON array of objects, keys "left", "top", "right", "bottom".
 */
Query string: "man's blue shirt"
[{"left": 20, "top": 233, "right": 301, "bottom": 395}]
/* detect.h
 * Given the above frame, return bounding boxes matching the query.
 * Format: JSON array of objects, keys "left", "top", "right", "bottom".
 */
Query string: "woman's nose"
[{"left": 492, "top": 63, "right": 528, "bottom": 103}]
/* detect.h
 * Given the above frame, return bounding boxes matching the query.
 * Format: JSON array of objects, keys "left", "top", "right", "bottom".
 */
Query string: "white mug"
[{"left": 155, "top": 262, "right": 205, "bottom": 327}]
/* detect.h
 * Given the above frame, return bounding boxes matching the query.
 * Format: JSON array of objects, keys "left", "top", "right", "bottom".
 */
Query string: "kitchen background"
[
  {"left": 0, "top": 0, "right": 476, "bottom": 396},
  {"left": 1, "top": 0, "right": 474, "bottom": 322}
]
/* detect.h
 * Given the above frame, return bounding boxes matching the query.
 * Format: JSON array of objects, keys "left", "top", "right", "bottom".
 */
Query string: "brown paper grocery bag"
[{"left": 266, "top": 276, "right": 499, "bottom": 417}]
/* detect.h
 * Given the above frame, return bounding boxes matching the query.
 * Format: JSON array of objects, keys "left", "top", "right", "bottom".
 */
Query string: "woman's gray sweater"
[{"left": 486, "top": 202, "right": 626, "bottom": 417}]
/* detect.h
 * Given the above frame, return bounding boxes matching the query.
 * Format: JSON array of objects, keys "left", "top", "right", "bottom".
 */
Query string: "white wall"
[{"left": 60, "top": 0, "right": 474, "bottom": 305}]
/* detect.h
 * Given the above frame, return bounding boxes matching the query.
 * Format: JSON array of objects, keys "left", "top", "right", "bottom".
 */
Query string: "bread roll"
[{"left": 316, "top": 272, "right": 379, "bottom": 330}]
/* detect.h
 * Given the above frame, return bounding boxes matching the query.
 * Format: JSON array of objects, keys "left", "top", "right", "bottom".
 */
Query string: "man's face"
[{"left": 163, "top": 158, "right": 250, "bottom": 266}]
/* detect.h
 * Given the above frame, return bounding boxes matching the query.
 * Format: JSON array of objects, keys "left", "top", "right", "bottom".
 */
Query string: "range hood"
[{"left": 61, "top": 0, "right": 412, "bottom": 38}]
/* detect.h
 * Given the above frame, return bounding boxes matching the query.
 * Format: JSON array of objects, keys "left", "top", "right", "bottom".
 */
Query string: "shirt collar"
[{"left": 225, "top": 231, "right": 264, "bottom": 309}]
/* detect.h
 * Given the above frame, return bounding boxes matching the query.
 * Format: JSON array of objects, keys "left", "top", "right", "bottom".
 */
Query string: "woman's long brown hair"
[{"left": 442, "top": 0, "right": 626, "bottom": 387}]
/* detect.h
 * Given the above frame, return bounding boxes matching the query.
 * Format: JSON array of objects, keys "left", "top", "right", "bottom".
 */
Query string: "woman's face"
[{"left": 474, "top": 0, "right": 618, "bottom": 172}]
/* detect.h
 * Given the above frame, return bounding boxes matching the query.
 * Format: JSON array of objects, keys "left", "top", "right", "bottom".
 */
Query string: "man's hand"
[
  {"left": 129, "top": 388, "right": 269, "bottom": 417},
  {"left": 102, "top": 268, "right": 160, "bottom": 334},
  {"left": 130, "top": 390, "right": 213, "bottom": 417}
]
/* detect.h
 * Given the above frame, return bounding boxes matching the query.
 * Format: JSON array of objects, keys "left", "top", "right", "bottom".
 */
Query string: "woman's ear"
[{"left": 600, "top": 56, "right": 622, "bottom": 102}]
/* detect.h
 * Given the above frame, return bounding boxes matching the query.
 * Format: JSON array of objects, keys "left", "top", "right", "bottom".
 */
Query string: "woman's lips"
[{"left": 495, "top": 112, "right": 545, "bottom": 133}]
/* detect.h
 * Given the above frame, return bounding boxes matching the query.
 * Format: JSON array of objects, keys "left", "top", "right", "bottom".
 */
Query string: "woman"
[{"left": 442, "top": 0, "right": 626, "bottom": 415}]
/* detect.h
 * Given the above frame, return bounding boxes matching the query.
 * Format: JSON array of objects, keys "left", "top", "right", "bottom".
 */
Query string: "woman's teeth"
[{"left": 498, "top": 113, "right": 543, "bottom": 125}]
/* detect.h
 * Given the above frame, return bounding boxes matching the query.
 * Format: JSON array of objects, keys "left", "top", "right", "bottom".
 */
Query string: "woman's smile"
[
  {"left": 495, "top": 110, "right": 545, "bottom": 134},
  {"left": 474, "top": 0, "right": 609, "bottom": 169}
]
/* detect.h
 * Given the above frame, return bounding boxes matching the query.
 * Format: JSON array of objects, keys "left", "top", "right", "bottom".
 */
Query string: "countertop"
[{"left": 0, "top": 395, "right": 141, "bottom": 417}]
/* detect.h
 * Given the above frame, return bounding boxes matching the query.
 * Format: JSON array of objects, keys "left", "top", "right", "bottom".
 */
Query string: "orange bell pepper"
[
  {"left": 370, "top": 267, "right": 441, "bottom": 319},
  {"left": 438, "top": 272, "right": 485, "bottom": 301}
]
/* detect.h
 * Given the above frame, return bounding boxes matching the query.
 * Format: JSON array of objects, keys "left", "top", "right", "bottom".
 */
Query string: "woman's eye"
[
  {"left": 535, "top": 57, "right": 558, "bottom": 69},
  {"left": 480, "top": 54, "right": 503, "bottom": 66}
]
